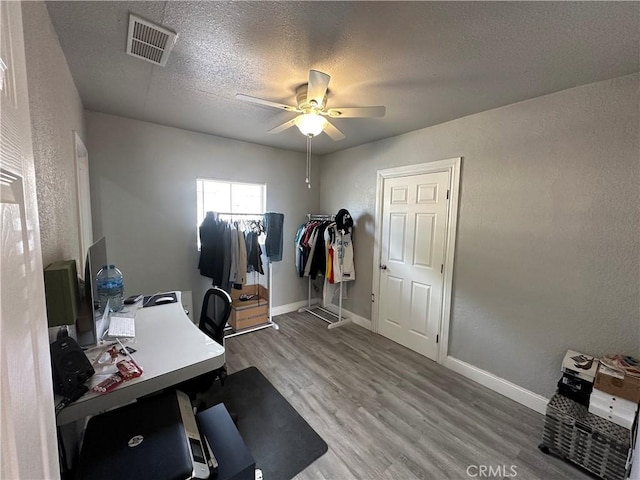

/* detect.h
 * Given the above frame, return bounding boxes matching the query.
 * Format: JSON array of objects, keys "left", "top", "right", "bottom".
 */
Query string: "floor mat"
[{"left": 201, "top": 366, "right": 328, "bottom": 480}]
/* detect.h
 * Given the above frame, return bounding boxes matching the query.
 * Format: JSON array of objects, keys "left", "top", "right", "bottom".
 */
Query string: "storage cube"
[{"left": 541, "top": 394, "right": 633, "bottom": 480}]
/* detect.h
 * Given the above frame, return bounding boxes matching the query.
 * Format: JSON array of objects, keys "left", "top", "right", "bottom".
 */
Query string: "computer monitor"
[{"left": 77, "top": 237, "right": 108, "bottom": 347}]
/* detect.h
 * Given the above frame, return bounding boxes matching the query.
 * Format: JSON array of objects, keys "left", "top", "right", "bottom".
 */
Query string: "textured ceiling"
[{"left": 46, "top": 1, "right": 639, "bottom": 155}]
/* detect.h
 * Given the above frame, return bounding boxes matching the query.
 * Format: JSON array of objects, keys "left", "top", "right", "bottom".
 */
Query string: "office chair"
[
  {"left": 199, "top": 287, "right": 232, "bottom": 350},
  {"left": 177, "top": 287, "right": 232, "bottom": 398}
]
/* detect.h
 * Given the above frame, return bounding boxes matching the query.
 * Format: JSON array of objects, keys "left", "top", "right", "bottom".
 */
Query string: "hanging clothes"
[
  {"left": 198, "top": 212, "right": 227, "bottom": 286},
  {"left": 332, "top": 229, "right": 355, "bottom": 283},
  {"left": 229, "top": 224, "right": 238, "bottom": 284},
  {"left": 308, "top": 222, "right": 329, "bottom": 279},
  {"left": 221, "top": 223, "right": 232, "bottom": 290},
  {"left": 264, "top": 212, "right": 285, "bottom": 262},
  {"left": 245, "top": 231, "right": 264, "bottom": 275},
  {"left": 324, "top": 225, "right": 334, "bottom": 283},
  {"left": 299, "top": 213, "right": 354, "bottom": 327},
  {"left": 295, "top": 218, "right": 354, "bottom": 282},
  {"left": 199, "top": 213, "right": 266, "bottom": 288},
  {"left": 234, "top": 226, "right": 247, "bottom": 287},
  {"left": 294, "top": 223, "right": 306, "bottom": 275}
]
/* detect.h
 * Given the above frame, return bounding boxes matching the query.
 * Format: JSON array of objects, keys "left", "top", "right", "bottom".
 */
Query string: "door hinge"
[
  {"left": 446, "top": 189, "right": 450, "bottom": 200},
  {"left": 436, "top": 334, "right": 439, "bottom": 343},
  {"left": 441, "top": 264, "right": 444, "bottom": 274},
  {"left": 371, "top": 293, "right": 375, "bottom": 303}
]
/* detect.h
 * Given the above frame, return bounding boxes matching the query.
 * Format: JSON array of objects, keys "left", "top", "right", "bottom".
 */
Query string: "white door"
[
  {"left": 1, "top": 2, "right": 59, "bottom": 478},
  {"left": 378, "top": 171, "right": 450, "bottom": 360}
]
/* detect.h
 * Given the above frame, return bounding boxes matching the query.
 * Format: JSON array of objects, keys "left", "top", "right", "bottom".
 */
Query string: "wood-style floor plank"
[{"left": 223, "top": 312, "right": 592, "bottom": 479}]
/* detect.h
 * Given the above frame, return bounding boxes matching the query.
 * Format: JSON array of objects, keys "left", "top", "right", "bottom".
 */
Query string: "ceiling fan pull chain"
[{"left": 306, "top": 134, "right": 312, "bottom": 188}]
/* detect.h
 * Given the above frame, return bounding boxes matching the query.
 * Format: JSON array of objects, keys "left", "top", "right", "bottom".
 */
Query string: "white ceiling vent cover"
[{"left": 126, "top": 14, "right": 177, "bottom": 66}]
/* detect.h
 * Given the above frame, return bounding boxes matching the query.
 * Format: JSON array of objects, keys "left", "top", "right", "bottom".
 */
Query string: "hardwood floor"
[{"left": 224, "top": 312, "right": 592, "bottom": 480}]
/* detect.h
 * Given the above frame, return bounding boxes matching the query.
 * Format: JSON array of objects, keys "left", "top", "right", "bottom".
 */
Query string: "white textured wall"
[
  {"left": 86, "top": 112, "right": 319, "bottom": 319},
  {"left": 1, "top": 2, "right": 74, "bottom": 478},
  {"left": 319, "top": 74, "right": 640, "bottom": 398},
  {"left": 23, "top": 1, "right": 87, "bottom": 269}
]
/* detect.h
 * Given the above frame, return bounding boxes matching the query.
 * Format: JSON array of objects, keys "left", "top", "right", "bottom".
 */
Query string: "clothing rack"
[
  {"left": 298, "top": 214, "right": 350, "bottom": 329},
  {"left": 212, "top": 211, "right": 279, "bottom": 338},
  {"left": 213, "top": 212, "right": 265, "bottom": 234}
]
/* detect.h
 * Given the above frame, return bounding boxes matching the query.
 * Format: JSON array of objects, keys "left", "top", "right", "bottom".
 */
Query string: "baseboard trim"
[
  {"left": 342, "top": 308, "right": 371, "bottom": 330},
  {"left": 319, "top": 304, "right": 372, "bottom": 330},
  {"left": 271, "top": 300, "right": 316, "bottom": 317},
  {"left": 444, "top": 356, "right": 548, "bottom": 414}
]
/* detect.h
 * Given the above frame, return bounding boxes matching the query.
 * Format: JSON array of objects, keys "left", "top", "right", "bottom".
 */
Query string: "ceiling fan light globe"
[{"left": 295, "top": 113, "right": 327, "bottom": 137}]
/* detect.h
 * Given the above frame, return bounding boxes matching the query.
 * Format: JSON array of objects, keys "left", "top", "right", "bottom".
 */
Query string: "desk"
[{"left": 57, "top": 295, "right": 225, "bottom": 425}]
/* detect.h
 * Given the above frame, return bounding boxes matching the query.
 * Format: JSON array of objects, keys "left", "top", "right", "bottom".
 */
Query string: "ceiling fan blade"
[
  {"left": 323, "top": 120, "right": 346, "bottom": 141},
  {"left": 268, "top": 119, "right": 297, "bottom": 134},
  {"left": 325, "top": 106, "right": 386, "bottom": 118},
  {"left": 307, "top": 70, "right": 331, "bottom": 107},
  {"left": 236, "top": 94, "right": 299, "bottom": 112}
]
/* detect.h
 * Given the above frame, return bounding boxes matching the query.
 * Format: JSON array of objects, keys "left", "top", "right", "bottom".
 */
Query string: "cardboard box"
[
  {"left": 229, "top": 284, "right": 269, "bottom": 331},
  {"left": 561, "top": 350, "right": 599, "bottom": 383},
  {"left": 588, "top": 398, "right": 637, "bottom": 430},
  {"left": 591, "top": 388, "right": 639, "bottom": 415},
  {"left": 594, "top": 365, "right": 640, "bottom": 403}
]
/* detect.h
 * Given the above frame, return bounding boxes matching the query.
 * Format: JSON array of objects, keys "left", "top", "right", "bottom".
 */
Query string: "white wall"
[
  {"left": 319, "top": 74, "right": 640, "bottom": 398},
  {"left": 23, "top": 2, "right": 87, "bottom": 269},
  {"left": 86, "top": 112, "right": 319, "bottom": 318},
  {"left": 0, "top": 2, "right": 80, "bottom": 477}
]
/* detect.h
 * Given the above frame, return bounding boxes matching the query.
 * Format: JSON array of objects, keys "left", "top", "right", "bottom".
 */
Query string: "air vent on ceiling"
[{"left": 126, "top": 14, "right": 177, "bottom": 66}]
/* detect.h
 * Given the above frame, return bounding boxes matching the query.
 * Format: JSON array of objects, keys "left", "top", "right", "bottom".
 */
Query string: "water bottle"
[{"left": 96, "top": 265, "right": 124, "bottom": 312}]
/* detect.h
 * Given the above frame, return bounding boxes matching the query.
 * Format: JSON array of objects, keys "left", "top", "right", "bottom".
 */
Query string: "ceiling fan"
[{"left": 236, "top": 70, "right": 386, "bottom": 141}]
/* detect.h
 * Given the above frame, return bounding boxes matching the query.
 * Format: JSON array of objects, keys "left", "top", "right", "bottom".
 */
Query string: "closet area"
[
  {"left": 198, "top": 212, "right": 282, "bottom": 337},
  {"left": 296, "top": 210, "right": 355, "bottom": 329}
]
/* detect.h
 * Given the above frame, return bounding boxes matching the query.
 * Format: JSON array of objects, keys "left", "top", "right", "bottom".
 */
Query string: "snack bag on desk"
[{"left": 91, "top": 359, "right": 143, "bottom": 394}]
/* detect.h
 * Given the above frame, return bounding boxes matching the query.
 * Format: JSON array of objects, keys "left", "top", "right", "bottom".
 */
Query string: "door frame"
[
  {"left": 73, "top": 130, "right": 92, "bottom": 272},
  {"left": 372, "top": 157, "right": 462, "bottom": 364}
]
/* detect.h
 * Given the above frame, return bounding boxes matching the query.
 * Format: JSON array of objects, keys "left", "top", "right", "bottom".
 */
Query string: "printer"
[{"left": 77, "top": 391, "right": 213, "bottom": 480}]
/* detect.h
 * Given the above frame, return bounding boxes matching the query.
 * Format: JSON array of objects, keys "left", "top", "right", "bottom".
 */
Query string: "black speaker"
[{"left": 50, "top": 336, "right": 94, "bottom": 397}]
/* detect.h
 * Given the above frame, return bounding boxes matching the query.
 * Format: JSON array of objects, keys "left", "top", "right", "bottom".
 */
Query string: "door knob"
[{"left": 380, "top": 264, "right": 387, "bottom": 270}]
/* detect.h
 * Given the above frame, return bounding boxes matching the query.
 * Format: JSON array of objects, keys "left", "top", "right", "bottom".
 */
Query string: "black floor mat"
[{"left": 201, "top": 366, "right": 328, "bottom": 480}]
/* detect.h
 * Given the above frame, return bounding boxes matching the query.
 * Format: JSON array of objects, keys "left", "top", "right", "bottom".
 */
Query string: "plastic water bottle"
[{"left": 96, "top": 265, "right": 124, "bottom": 312}]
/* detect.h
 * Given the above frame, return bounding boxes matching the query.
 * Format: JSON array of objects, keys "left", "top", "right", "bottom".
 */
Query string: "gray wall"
[
  {"left": 86, "top": 112, "right": 318, "bottom": 318},
  {"left": 319, "top": 74, "right": 640, "bottom": 398},
  {"left": 23, "top": 1, "right": 87, "bottom": 269}
]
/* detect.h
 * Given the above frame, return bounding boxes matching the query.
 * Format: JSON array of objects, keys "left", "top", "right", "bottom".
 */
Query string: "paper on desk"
[{"left": 84, "top": 341, "right": 143, "bottom": 391}]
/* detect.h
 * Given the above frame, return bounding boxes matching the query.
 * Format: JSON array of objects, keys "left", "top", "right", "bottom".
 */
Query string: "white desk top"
[{"left": 56, "top": 296, "right": 225, "bottom": 425}]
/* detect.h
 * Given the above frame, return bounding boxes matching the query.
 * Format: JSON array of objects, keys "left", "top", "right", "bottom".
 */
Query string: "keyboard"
[{"left": 108, "top": 315, "right": 136, "bottom": 338}]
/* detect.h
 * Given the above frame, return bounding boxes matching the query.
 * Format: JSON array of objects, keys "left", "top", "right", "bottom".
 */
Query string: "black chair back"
[{"left": 199, "top": 287, "right": 232, "bottom": 345}]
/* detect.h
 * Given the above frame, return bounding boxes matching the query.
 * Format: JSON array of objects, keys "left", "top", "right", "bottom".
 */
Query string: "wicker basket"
[{"left": 541, "top": 394, "right": 633, "bottom": 480}]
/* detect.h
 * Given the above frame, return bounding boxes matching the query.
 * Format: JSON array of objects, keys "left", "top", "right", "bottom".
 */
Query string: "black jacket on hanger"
[
  {"left": 308, "top": 222, "right": 329, "bottom": 279},
  {"left": 245, "top": 231, "right": 264, "bottom": 275},
  {"left": 198, "top": 212, "right": 226, "bottom": 286}
]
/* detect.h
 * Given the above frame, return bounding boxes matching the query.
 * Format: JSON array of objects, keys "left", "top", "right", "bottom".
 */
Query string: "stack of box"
[
  {"left": 590, "top": 363, "right": 640, "bottom": 430},
  {"left": 540, "top": 350, "right": 638, "bottom": 480},
  {"left": 542, "top": 393, "right": 633, "bottom": 480},
  {"left": 559, "top": 350, "right": 598, "bottom": 405}
]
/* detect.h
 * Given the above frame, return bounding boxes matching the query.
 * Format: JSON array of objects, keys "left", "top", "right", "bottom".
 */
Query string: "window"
[{"left": 196, "top": 178, "right": 266, "bottom": 243}]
